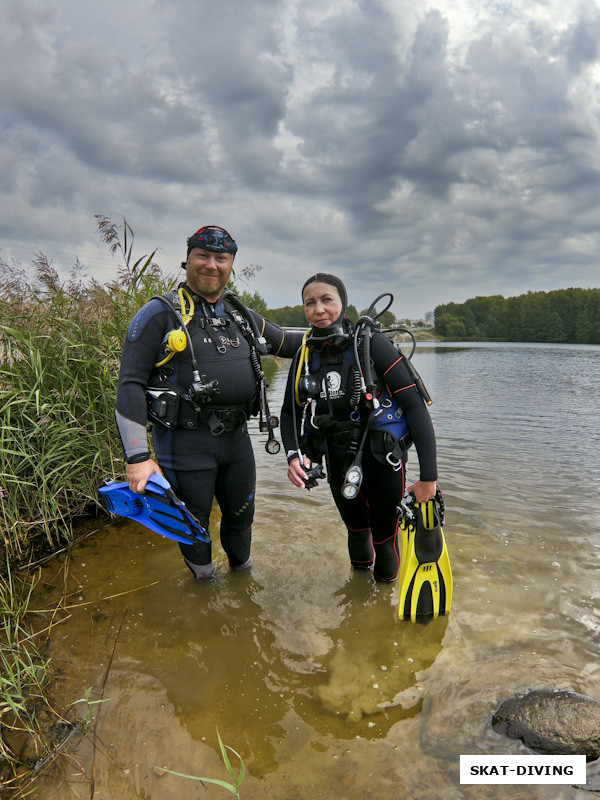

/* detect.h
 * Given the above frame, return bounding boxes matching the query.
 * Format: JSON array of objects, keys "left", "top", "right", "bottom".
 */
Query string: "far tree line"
[
  {"left": 238, "top": 285, "right": 600, "bottom": 344},
  {"left": 433, "top": 287, "right": 600, "bottom": 344}
]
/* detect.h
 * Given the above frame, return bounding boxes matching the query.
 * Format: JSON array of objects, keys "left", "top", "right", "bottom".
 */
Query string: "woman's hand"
[
  {"left": 126, "top": 459, "right": 163, "bottom": 494},
  {"left": 287, "top": 456, "right": 311, "bottom": 489},
  {"left": 407, "top": 479, "right": 436, "bottom": 503}
]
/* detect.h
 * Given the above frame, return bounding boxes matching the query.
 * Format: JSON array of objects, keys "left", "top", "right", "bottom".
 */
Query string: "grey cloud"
[
  {"left": 280, "top": 8, "right": 453, "bottom": 221},
  {"left": 156, "top": 0, "right": 290, "bottom": 186},
  {"left": 0, "top": 0, "right": 599, "bottom": 316},
  {"left": 1, "top": 2, "right": 210, "bottom": 189},
  {"left": 562, "top": 12, "right": 600, "bottom": 72}
]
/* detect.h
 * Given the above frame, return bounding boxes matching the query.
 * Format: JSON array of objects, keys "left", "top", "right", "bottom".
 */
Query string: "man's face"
[{"left": 185, "top": 247, "right": 234, "bottom": 302}]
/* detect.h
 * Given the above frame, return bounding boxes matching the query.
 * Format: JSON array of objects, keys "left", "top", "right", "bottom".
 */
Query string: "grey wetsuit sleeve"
[
  {"left": 115, "top": 298, "right": 167, "bottom": 462},
  {"left": 115, "top": 410, "right": 150, "bottom": 462}
]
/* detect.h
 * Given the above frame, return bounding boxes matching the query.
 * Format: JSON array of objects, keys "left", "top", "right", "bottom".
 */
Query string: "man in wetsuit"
[{"left": 116, "top": 225, "right": 302, "bottom": 580}]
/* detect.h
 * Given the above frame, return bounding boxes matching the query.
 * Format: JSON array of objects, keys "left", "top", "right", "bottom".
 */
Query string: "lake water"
[{"left": 30, "top": 342, "right": 600, "bottom": 799}]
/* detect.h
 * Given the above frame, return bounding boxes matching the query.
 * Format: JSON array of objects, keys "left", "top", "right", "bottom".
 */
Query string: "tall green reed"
[{"left": 0, "top": 216, "right": 175, "bottom": 560}]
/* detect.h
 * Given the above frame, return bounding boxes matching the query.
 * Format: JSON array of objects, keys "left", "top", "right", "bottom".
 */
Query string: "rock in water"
[{"left": 492, "top": 690, "right": 600, "bottom": 761}]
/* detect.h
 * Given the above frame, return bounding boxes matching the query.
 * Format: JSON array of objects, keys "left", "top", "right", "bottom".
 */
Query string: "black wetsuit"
[
  {"left": 280, "top": 329, "right": 437, "bottom": 581},
  {"left": 116, "top": 285, "right": 303, "bottom": 574}
]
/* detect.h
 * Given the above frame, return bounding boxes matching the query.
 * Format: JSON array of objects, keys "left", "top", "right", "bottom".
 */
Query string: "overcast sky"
[{"left": 1, "top": 0, "right": 599, "bottom": 317}]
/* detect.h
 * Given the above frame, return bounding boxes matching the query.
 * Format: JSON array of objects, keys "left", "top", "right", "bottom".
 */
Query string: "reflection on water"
[{"left": 31, "top": 344, "right": 600, "bottom": 799}]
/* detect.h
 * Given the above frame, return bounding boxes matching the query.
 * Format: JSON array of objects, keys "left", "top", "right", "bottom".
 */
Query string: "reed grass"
[{"left": 0, "top": 216, "right": 175, "bottom": 562}]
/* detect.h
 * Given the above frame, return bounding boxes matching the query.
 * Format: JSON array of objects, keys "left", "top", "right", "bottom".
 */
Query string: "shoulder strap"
[{"left": 221, "top": 292, "right": 269, "bottom": 355}]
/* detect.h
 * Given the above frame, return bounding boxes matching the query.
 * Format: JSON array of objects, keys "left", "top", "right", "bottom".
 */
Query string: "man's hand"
[{"left": 126, "top": 459, "right": 163, "bottom": 494}]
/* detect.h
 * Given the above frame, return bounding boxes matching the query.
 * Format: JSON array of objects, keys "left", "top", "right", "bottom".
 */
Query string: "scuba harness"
[
  {"left": 291, "top": 323, "right": 360, "bottom": 490},
  {"left": 145, "top": 286, "right": 281, "bottom": 454},
  {"left": 224, "top": 290, "right": 281, "bottom": 454},
  {"left": 292, "top": 292, "right": 432, "bottom": 496}
]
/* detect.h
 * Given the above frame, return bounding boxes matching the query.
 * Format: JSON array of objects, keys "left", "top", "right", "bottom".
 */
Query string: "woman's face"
[{"left": 302, "top": 281, "right": 343, "bottom": 328}]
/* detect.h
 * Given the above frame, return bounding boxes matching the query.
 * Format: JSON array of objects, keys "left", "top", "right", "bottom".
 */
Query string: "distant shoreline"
[{"left": 391, "top": 328, "right": 443, "bottom": 342}]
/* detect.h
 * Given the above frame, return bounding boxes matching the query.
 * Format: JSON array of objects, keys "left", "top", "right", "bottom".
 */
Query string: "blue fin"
[{"left": 98, "top": 474, "right": 210, "bottom": 545}]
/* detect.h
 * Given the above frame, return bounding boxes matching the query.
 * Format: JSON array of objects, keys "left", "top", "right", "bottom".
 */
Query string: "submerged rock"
[{"left": 492, "top": 690, "right": 600, "bottom": 761}]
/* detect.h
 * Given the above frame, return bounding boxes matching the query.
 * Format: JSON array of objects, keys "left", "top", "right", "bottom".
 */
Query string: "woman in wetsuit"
[{"left": 280, "top": 273, "right": 438, "bottom": 582}]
